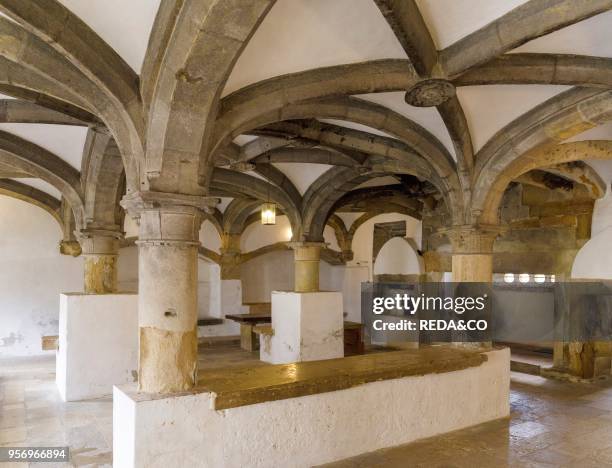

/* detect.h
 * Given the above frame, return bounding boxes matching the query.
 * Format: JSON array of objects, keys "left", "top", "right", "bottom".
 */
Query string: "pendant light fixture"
[
  {"left": 261, "top": 202, "right": 276, "bottom": 225},
  {"left": 261, "top": 181, "right": 276, "bottom": 225}
]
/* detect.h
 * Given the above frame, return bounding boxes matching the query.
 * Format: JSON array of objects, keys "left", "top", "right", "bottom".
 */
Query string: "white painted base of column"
[
  {"left": 113, "top": 348, "right": 510, "bottom": 468},
  {"left": 56, "top": 293, "right": 138, "bottom": 401},
  {"left": 260, "top": 291, "right": 343, "bottom": 364}
]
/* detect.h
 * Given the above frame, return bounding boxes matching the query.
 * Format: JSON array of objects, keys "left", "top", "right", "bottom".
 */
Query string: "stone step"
[{"left": 510, "top": 360, "right": 541, "bottom": 376}]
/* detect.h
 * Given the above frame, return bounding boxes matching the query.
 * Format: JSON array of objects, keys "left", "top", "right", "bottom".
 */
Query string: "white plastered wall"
[
  {"left": 572, "top": 159, "right": 612, "bottom": 279},
  {"left": 0, "top": 196, "right": 83, "bottom": 357},
  {"left": 241, "top": 212, "right": 423, "bottom": 320},
  {"left": 373, "top": 237, "right": 423, "bottom": 276}
]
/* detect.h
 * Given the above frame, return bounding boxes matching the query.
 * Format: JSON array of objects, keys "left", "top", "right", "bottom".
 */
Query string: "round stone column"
[
  {"left": 443, "top": 225, "right": 502, "bottom": 348},
  {"left": 443, "top": 225, "right": 502, "bottom": 283},
  {"left": 287, "top": 242, "right": 325, "bottom": 292},
  {"left": 122, "top": 191, "right": 217, "bottom": 394},
  {"left": 79, "top": 229, "right": 121, "bottom": 294}
]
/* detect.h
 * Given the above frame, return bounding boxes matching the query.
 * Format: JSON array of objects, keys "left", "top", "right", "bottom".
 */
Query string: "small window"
[
  {"left": 550, "top": 275, "right": 556, "bottom": 283},
  {"left": 534, "top": 274, "right": 546, "bottom": 283},
  {"left": 503, "top": 273, "right": 515, "bottom": 283},
  {"left": 519, "top": 273, "right": 530, "bottom": 283}
]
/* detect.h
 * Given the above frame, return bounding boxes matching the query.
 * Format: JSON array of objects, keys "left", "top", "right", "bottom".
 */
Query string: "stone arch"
[
  {"left": 0, "top": 16, "right": 143, "bottom": 190},
  {"left": 373, "top": 237, "right": 423, "bottom": 277},
  {"left": 222, "top": 199, "right": 262, "bottom": 235},
  {"left": 211, "top": 96, "right": 456, "bottom": 182},
  {"left": 210, "top": 168, "right": 302, "bottom": 237},
  {"left": 141, "top": 0, "right": 276, "bottom": 194},
  {"left": 0, "top": 178, "right": 61, "bottom": 226},
  {"left": 472, "top": 88, "right": 612, "bottom": 225},
  {"left": 0, "top": 130, "right": 84, "bottom": 227},
  {"left": 82, "top": 129, "right": 125, "bottom": 231},
  {"left": 302, "top": 166, "right": 437, "bottom": 242},
  {"left": 213, "top": 97, "right": 463, "bottom": 223}
]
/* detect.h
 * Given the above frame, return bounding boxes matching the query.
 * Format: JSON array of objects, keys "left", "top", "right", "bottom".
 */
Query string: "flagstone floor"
[{"left": 2, "top": 344, "right": 611, "bottom": 467}]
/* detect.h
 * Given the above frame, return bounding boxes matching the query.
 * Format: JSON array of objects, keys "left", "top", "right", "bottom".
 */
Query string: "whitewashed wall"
[
  {"left": 572, "top": 159, "right": 612, "bottom": 279},
  {"left": 0, "top": 196, "right": 83, "bottom": 357},
  {"left": 0, "top": 194, "right": 426, "bottom": 357},
  {"left": 572, "top": 191, "right": 612, "bottom": 279},
  {"left": 373, "top": 237, "right": 423, "bottom": 276},
  {"left": 346, "top": 213, "right": 422, "bottom": 280}
]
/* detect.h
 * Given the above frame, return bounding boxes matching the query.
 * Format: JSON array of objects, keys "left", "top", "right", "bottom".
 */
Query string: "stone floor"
[
  {"left": 0, "top": 355, "right": 112, "bottom": 467},
  {"left": 1, "top": 344, "right": 611, "bottom": 467}
]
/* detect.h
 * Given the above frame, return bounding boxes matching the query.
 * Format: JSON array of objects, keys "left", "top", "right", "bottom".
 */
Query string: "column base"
[
  {"left": 56, "top": 293, "right": 138, "bottom": 401},
  {"left": 260, "top": 291, "right": 344, "bottom": 364}
]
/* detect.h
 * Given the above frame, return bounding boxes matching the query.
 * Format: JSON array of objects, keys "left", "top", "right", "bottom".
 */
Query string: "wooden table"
[
  {"left": 226, "top": 314, "right": 365, "bottom": 355},
  {"left": 226, "top": 313, "right": 272, "bottom": 351}
]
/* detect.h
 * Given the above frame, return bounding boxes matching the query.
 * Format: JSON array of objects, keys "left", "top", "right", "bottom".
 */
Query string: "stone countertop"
[{"left": 197, "top": 346, "right": 488, "bottom": 410}]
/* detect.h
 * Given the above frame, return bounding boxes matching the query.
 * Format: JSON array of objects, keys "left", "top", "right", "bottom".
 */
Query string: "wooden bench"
[
  {"left": 225, "top": 313, "right": 272, "bottom": 351},
  {"left": 197, "top": 317, "right": 224, "bottom": 326},
  {"left": 343, "top": 321, "right": 365, "bottom": 355}
]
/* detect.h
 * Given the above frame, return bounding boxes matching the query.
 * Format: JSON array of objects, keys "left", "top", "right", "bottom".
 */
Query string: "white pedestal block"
[
  {"left": 56, "top": 293, "right": 138, "bottom": 401},
  {"left": 260, "top": 291, "right": 343, "bottom": 364},
  {"left": 113, "top": 348, "right": 510, "bottom": 468}
]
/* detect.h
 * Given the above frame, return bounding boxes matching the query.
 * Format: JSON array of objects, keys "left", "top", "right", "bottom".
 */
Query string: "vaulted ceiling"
[{"left": 0, "top": 0, "right": 611, "bottom": 241}]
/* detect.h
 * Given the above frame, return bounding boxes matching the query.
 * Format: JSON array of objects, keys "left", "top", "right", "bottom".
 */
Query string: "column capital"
[
  {"left": 121, "top": 191, "right": 219, "bottom": 245},
  {"left": 77, "top": 228, "right": 123, "bottom": 256},
  {"left": 121, "top": 190, "right": 219, "bottom": 218},
  {"left": 286, "top": 241, "right": 327, "bottom": 252},
  {"left": 59, "top": 240, "right": 82, "bottom": 257},
  {"left": 440, "top": 224, "right": 504, "bottom": 254}
]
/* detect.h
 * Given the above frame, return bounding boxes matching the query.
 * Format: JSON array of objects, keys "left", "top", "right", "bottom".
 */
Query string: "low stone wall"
[{"left": 113, "top": 347, "right": 510, "bottom": 468}]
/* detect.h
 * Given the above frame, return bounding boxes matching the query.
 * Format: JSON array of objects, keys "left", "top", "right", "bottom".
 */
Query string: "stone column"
[
  {"left": 219, "top": 233, "right": 242, "bottom": 280},
  {"left": 443, "top": 225, "right": 501, "bottom": 348},
  {"left": 79, "top": 229, "right": 121, "bottom": 294},
  {"left": 287, "top": 242, "right": 325, "bottom": 292},
  {"left": 444, "top": 225, "right": 501, "bottom": 283},
  {"left": 121, "top": 191, "right": 217, "bottom": 394}
]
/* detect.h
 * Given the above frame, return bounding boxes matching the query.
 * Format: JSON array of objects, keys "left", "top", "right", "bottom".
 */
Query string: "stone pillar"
[
  {"left": 444, "top": 225, "right": 501, "bottom": 283},
  {"left": 121, "top": 191, "right": 217, "bottom": 394},
  {"left": 219, "top": 233, "right": 242, "bottom": 280},
  {"left": 79, "top": 229, "right": 121, "bottom": 294},
  {"left": 288, "top": 242, "right": 325, "bottom": 292},
  {"left": 443, "top": 225, "right": 501, "bottom": 348}
]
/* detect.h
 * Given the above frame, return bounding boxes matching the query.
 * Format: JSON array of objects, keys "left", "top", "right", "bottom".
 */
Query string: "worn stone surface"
[
  {"left": 288, "top": 242, "right": 325, "bottom": 292},
  {"left": 139, "top": 326, "right": 198, "bottom": 394},
  {"left": 203, "top": 346, "right": 486, "bottom": 410},
  {"left": 83, "top": 254, "right": 117, "bottom": 294},
  {"left": 79, "top": 229, "right": 121, "bottom": 294}
]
